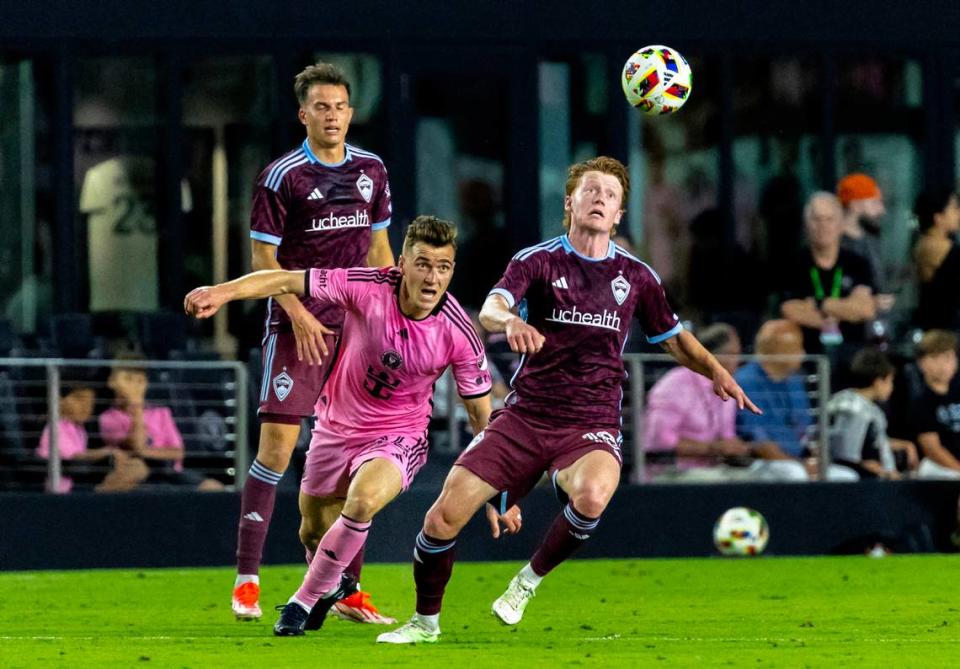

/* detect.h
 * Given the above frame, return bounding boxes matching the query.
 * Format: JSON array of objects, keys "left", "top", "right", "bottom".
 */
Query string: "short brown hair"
[
  {"left": 294, "top": 62, "right": 351, "bottom": 104},
  {"left": 402, "top": 215, "right": 458, "bottom": 255},
  {"left": 917, "top": 329, "right": 958, "bottom": 359},
  {"left": 849, "top": 348, "right": 894, "bottom": 389},
  {"left": 562, "top": 156, "right": 630, "bottom": 231},
  {"left": 110, "top": 350, "right": 149, "bottom": 375}
]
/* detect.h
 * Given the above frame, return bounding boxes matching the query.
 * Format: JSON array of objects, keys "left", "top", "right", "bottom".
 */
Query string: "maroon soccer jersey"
[
  {"left": 250, "top": 140, "right": 392, "bottom": 335},
  {"left": 489, "top": 234, "right": 681, "bottom": 427}
]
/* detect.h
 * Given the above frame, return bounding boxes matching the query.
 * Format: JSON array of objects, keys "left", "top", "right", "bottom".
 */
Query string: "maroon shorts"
[
  {"left": 455, "top": 407, "right": 623, "bottom": 511},
  {"left": 257, "top": 330, "right": 339, "bottom": 424}
]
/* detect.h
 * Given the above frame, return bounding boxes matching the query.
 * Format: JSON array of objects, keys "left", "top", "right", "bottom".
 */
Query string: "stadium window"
[
  {"left": 181, "top": 55, "right": 275, "bottom": 357},
  {"left": 0, "top": 57, "right": 54, "bottom": 337},
  {"left": 74, "top": 57, "right": 161, "bottom": 320},
  {"left": 833, "top": 54, "right": 923, "bottom": 322},
  {"left": 538, "top": 53, "right": 610, "bottom": 240},
  {"left": 724, "top": 55, "right": 823, "bottom": 333},
  {"left": 411, "top": 68, "right": 511, "bottom": 310},
  {"left": 625, "top": 52, "right": 720, "bottom": 314}
]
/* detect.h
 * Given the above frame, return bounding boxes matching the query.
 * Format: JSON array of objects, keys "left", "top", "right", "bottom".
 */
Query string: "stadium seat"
[{"left": 49, "top": 313, "right": 96, "bottom": 358}]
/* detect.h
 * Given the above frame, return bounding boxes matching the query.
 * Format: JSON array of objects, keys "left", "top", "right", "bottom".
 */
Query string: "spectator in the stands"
[
  {"left": 37, "top": 371, "right": 147, "bottom": 493},
  {"left": 642, "top": 323, "right": 807, "bottom": 482},
  {"left": 908, "top": 330, "right": 960, "bottom": 479},
  {"left": 827, "top": 348, "right": 918, "bottom": 480},
  {"left": 99, "top": 352, "right": 223, "bottom": 490},
  {"left": 837, "top": 174, "right": 886, "bottom": 292},
  {"left": 735, "top": 319, "right": 858, "bottom": 481},
  {"left": 913, "top": 188, "right": 960, "bottom": 332}
]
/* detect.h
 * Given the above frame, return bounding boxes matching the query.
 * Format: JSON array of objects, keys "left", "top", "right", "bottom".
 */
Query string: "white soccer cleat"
[
  {"left": 376, "top": 617, "right": 440, "bottom": 644},
  {"left": 491, "top": 574, "right": 536, "bottom": 625},
  {"left": 231, "top": 581, "right": 263, "bottom": 620}
]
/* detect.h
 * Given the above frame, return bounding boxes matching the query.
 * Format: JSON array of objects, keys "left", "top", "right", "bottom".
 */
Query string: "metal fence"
[
  {"left": 440, "top": 352, "right": 832, "bottom": 483},
  {"left": 1, "top": 351, "right": 831, "bottom": 493},
  {"left": 622, "top": 353, "right": 831, "bottom": 482},
  {"left": 0, "top": 358, "right": 247, "bottom": 493}
]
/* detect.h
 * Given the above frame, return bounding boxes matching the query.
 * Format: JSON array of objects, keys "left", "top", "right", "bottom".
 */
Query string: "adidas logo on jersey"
[
  {"left": 243, "top": 512, "right": 264, "bottom": 522},
  {"left": 308, "top": 187, "right": 324, "bottom": 200},
  {"left": 552, "top": 277, "right": 569, "bottom": 289}
]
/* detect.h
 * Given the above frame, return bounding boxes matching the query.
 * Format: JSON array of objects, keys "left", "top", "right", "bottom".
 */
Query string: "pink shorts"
[
  {"left": 299, "top": 422, "right": 430, "bottom": 498},
  {"left": 258, "top": 331, "right": 339, "bottom": 423}
]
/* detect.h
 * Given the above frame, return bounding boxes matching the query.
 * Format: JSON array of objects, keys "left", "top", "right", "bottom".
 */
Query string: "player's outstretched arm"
[
  {"left": 184, "top": 270, "right": 307, "bottom": 320},
  {"left": 661, "top": 329, "right": 762, "bottom": 415},
  {"left": 479, "top": 293, "right": 545, "bottom": 355}
]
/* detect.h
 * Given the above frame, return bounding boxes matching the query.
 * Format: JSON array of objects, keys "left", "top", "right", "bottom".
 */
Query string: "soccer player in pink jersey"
[
  {"left": 377, "top": 157, "right": 761, "bottom": 645},
  {"left": 186, "top": 216, "right": 519, "bottom": 636},
  {"left": 238, "top": 62, "right": 395, "bottom": 621}
]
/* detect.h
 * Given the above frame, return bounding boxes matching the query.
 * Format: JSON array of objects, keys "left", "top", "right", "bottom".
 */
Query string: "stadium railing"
[
  {"left": 0, "top": 357, "right": 248, "bottom": 492},
  {"left": 464, "top": 352, "right": 831, "bottom": 483},
  {"left": 624, "top": 353, "right": 831, "bottom": 482}
]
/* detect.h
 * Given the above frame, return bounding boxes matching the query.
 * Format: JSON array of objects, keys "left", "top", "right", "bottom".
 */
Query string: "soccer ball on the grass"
[
  {"left": 713, "top": 506, "right": 769, "bottom": 556},
  {"left": 621, "top": 45, "right": 692, "bottom": 115}
]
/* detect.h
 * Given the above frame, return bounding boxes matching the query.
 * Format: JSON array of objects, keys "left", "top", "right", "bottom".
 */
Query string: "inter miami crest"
[
  {"left": 356, "top": 172, "right": 374, "bottom": 203},
  {"left": 611, "top": 273, "right": 631, "bottom": 306},
  {"left": 272, "top": 370, "right": 294, "bottom": 401},
  {"left": 381, "top": 350, "right": 403, "bottom": 370}
]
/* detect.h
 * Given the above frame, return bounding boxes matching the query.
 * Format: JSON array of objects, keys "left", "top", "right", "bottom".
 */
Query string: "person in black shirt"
[
  {"left": 779, "top": 192, "right": 876, "bottom": 387},
  {"left": 913, "top": 189, "right": 960, "bottom": 332},
  {"left": 911, "top": 330, "right": 960, "bottom": 479}
]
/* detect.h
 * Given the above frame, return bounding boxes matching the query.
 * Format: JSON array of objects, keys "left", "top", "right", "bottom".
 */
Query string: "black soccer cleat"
[
  {"left": 304, "top": 573, "right": 358, "bottom": 631},
  {"left": 273, "top": 602, "right": 309, "bottom": 636}
]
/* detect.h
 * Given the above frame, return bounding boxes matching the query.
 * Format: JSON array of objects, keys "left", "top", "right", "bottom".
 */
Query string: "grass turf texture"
[{"left": 1, "top": 557, "right": 957, "bottom": 668}]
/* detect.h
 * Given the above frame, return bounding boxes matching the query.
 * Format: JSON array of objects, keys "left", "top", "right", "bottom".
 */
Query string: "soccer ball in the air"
[
  {"left": 621, "top": 45, "right": 692, "bottom": 115},
  {"left": 713, "top": 507, "right": 769, "bottom": 556}
]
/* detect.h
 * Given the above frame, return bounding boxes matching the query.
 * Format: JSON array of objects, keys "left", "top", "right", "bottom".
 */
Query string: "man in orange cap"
[{"left": 837, "top": 173, "right": 894, "bottom": 311}]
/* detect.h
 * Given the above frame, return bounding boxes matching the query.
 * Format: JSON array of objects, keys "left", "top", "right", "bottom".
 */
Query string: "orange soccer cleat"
[
  {"left": 232, "top": 581, "right": 263, "bottom": 621},
  {"left": 333, "top": 590, "right": 396, "bottom": 624}
]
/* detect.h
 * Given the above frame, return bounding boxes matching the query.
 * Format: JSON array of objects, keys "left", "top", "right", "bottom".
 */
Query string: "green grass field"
[{"left": 1, "top": 556, "right": 958, "bottom": 668}]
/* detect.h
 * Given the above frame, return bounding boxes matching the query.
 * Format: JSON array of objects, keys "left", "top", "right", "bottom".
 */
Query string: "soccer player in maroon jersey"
[
  {"left": 378, "top": 156, "right": 760, "bottom": 644},
  {"left": 234, "top": 62, "right": 395, "bottom": 622}
]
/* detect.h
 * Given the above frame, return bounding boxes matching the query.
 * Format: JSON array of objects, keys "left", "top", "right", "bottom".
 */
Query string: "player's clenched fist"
[
  {"left": 505, "top": 316, "right": 545, "bottom": 355},
  {"left": 184, "top": 285, "right": 229, "bottom": 319}
]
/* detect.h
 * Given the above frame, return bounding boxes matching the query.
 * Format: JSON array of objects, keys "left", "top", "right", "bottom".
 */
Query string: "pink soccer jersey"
[
  {"left": 99, "top": 406, "right": 185, "bottom": 471},
  {"left": 305, "top": 267, "right": 492, "bottom": 438}
]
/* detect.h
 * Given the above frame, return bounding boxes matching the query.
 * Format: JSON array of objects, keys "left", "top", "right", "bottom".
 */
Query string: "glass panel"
[
  {"left": 74, "top": 57, "right": 159, "bottom": 314},
  {"left": 730, "top": 55, "right": 822, "bottom": 336},
  {"left": 628, "top": 53, "right": 719, "bottom": 311},
  {"left": 0, "top": 58, "right": 53, "bottom": 336},
  {"left": 538, "top": 54, "right": 609, "bottom": 239},
  {"left": 182, "top": 55, "right": 275, "bottom": 355},
  {"left": 414, "top": 71, "right": 511, "bottom": 309},
  {"left": 834, "top": 56, "right": 922, "bottom": 330}
]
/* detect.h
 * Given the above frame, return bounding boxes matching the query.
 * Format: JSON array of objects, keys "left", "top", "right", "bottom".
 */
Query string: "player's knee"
[
  {"left": 342, "top": 491, "right": 387, "bottom": 523},
  {"left": 570, "top": 484, "right": 615, "bottom": 518},
  {"left": 299, "top": 524, "right": 322, "bottom": 552},
  {"left": 423, "top": 504, "right": 465, "bottom": 540},
  {"left": 256, "top": 431, "right": 296, "bottom": 472}
]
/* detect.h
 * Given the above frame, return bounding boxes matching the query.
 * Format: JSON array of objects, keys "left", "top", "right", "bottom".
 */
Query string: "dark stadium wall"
[
  {"left": 0, "top": 0, "right": 958, "bottom": 46},
  {"left": 1, "top": 481, "right": 957, "bottom": 570}
]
